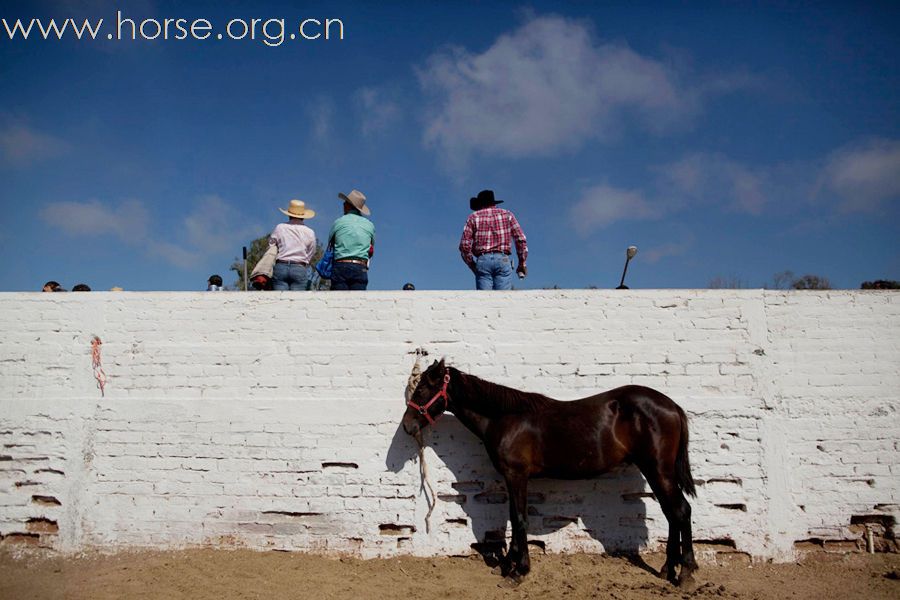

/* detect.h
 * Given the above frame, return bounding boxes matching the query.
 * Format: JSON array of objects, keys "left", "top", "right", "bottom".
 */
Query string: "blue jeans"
[
  {"left": 273, "top": 262, "right": 310, "bottom": 291},
  {"left": 475, "top": 253, "right": 513, "bottom": 290},
  {"left": 331, "top": 262, "right": 368, "bottom": 290}
]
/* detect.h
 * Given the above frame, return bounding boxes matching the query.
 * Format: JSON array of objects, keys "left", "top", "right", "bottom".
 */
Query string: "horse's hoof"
[
  {"left": 498, "top": 575, "right": 523, "bottom": 589},
  {"left": 490, "top": 565, "right": 503, "bottom": 576},
  {"left": 657, "top": 561, "right": 670, "bottom": 579},
  {"left": 676, "top": 574, "right": 698, "bottom": 592}
]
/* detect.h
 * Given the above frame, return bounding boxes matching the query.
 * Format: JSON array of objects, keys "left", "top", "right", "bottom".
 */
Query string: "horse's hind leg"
[
  {"left": 679, "top": 493, "right": 698, "bottom": 579},
  {"left": 664, "top": 491, "right": 698, "bottom": 587},
  {"left": 638, "top": 464, "right": 684, "bottom": 585}
]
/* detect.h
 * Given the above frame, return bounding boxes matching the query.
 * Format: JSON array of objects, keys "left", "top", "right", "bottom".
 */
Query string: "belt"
[
  {"left": 475, "top": 251, "right": 510, "bottom": 257},
  {"left": 276, "top": 260, "right": 309, "bottom": 266},
  {"left": 335, "top": 258, "right": 368, "bottom": 266}
]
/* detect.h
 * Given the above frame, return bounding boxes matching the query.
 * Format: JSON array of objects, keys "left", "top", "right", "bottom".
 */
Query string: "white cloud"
[
  {"left": 38, "top": 199, "right": 148, "bottom": 240},
  {"left": 657, "top": 153, "right": 768, "bottom": 215},
  {"left": 40, "top": 196, "right": 263, "bottom": 269},
  {"left": 570, "top": 154, "right": 770, "bottom": 235},
  {"left": 356, "top": 87, "right": 401, "bottom": 136},
  {"left": 151, "top": 241, "right": 203, "bottom": 267},
  {"left": 418, "top": 15, "right": 745, "bottom": 166},
  {"left": 307, "top": 96, "right": 334, "bottom": 143},
  {"left": 570, "top": 184, "right": 663, "bottom": 234},
  {"left": 570, "top": 137, "right": 898, "bottom": 236},
  {"left": 149, "top": 195, "right": 262, "bottom": 267},
  {"left": 181, "top": 195, "right": 257, "bottom": 256},
  {"left": 820, "top": 138, "right": 900, "bottom": 213},
  {"left": 643, "top": 234, "right": 695, "bottom": 264},
  {"left": 0, "top": 121, "right": 68, "bottom": 167}
]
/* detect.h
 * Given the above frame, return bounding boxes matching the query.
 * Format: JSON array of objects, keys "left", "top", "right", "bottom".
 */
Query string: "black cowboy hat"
[{"left": 469, "top": 189, "right": 504, "bottom": 211}]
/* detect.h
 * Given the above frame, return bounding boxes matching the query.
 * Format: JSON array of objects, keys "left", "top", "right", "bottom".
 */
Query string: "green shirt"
[{"left": 329, "top": 212, "right": 375, "bottom": 260}]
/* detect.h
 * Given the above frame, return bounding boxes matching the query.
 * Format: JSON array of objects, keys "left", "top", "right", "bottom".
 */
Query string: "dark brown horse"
[{"left": 401, "top": 360, "right": 698, "bottom": 586}]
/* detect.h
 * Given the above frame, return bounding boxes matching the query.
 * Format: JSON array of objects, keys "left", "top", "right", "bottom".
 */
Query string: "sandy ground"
[{"left": 1, "top": 548, "right": 898, "bottom": 600}]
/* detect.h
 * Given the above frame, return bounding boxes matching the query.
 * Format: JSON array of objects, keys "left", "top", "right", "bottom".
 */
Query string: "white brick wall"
[{"left": 0, "top": 290, "right": 897, "bottom": 560}]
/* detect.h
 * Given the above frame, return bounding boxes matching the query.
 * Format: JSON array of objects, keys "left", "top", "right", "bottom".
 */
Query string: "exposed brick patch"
[
  {"left": 31, "top": 495, "right": 62, "bottom": 506},
  {"left": 473, "top": 491, "right": 507, "bottom": 504},
  {"left": 0, "top": 290, "right": 896, "bottom": 560},
  {"left": 26, "top": 518, "right": 59, "bottom": 534},
  {"left": 715, "top": 504, "right": 748, "bottom": 512},
  {"left": 379, "top": 524, "right": 415, "bottom": 536},
  {"left": 622, "top": 492, "right": 655, "bottom": 502},
  {"left": 1, "top": 532, "right": 41, "bottom": 545}
]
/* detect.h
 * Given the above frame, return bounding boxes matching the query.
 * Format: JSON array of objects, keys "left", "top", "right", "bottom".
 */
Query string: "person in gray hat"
[{"left": 328, "top": 189, "right": 375, "bottom": 291}]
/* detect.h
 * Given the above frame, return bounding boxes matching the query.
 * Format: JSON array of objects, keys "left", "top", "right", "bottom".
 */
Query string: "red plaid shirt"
[{"left": 459, "top": 207, "right": 528, "bottom": 269}]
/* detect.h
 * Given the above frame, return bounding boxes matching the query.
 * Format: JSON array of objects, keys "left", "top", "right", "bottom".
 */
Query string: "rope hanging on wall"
[
  {"left": 406, "top": 348, "right": 437, "bottom": 533},
  {"left": 91, "top": 336, "right": 107, "bottom": 397},
  {"left": 416, "top": 432, "right": 437, "bottom": 534}
]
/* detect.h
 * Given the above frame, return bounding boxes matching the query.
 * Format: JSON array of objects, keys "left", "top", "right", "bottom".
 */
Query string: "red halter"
[{"left": 407, "top": 370, "right": 451, "bottom": 426}]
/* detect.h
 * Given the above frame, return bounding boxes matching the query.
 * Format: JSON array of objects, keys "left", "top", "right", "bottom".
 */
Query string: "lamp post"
[{"left": 616, "top": 245, "right": 638, "bottom": 289}]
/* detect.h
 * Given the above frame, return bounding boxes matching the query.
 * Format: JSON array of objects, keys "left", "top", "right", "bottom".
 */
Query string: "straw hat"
[
  {"left": 338, "top": 189, "right": 370, "bottom": 216},
  {"left": 279, "top": 199, "right": 316, "bottom": 219}
]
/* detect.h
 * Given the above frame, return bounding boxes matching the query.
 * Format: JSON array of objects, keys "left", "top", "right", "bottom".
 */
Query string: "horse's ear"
[{"left": 438, "top": 358, "right": 445, "bottom": 369}]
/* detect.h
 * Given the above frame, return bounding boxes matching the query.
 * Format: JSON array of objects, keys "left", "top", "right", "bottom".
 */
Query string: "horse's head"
[{"left": 402, "top": 358, "right": 450, "bottom": 437}]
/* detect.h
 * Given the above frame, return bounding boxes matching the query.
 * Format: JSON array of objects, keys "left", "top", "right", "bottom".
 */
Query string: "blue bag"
[{"left": 315, "top": 239, "right": 334, "bottom": 279}]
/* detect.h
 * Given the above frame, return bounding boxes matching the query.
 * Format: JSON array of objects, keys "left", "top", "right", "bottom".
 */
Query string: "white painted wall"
[{"left": 1, "top": 291, "right": 897, "bottom": 560}]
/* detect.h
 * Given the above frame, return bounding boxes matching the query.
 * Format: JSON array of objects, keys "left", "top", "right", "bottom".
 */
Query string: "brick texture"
[{"left": 0, "top": 290, "right": 897, "bottom": 559}]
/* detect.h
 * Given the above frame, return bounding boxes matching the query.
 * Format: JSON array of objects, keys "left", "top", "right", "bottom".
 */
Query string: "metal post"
[
  {"left": 616, "top": 246, "right": 638, "bottom": 289},
  {"left": 617, "top": 258, "right": 632, "bottom": 289},
  {"left": 242, "top": 246, "right": 248, "bottom": 291}
]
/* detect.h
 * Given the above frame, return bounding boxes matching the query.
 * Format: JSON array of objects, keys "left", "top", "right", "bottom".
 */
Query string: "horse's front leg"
[{"left": 504, "top": 474, "right": 531, "bottom": 579}]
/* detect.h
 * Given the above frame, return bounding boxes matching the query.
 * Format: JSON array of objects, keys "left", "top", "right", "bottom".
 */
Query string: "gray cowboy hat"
[{"left": 338, "top": 189, "right": 370, "bottom": 216}]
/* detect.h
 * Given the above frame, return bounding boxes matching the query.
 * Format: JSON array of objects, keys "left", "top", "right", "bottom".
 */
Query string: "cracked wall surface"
[{"left": 0, "top": 290, "right": 897, "bottom": 560}]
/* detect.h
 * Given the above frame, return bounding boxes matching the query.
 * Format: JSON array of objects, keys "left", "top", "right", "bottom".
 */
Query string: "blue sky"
[{"left": 1, "top": 0, "right": 898, "bottom": 291}]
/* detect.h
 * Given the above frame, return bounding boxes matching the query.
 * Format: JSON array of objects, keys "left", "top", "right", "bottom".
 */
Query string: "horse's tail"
[{"left": 675, "top": 407, "right": 697, "bottom": 497}]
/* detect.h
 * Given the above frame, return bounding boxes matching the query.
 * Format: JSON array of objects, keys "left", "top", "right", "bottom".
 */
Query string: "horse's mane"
[{"left": 456, "top": 369, "right": 554, "bottom": 415}]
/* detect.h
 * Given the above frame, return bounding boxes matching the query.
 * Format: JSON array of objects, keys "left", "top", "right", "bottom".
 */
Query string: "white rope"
[
  {"left": 407, "top": 348, "right": 436, "bottom": 533},
  {"left": 416, "top": 431, "right": 437, "bottom": 534}
]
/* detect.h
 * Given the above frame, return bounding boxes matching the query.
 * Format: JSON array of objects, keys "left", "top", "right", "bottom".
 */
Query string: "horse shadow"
[{"left": 385, "top": 417, "right": 660, "bottom": 576}]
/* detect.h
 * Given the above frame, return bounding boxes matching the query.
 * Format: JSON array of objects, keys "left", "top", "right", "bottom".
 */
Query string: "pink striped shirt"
[{"left": 270, "top": 222, "right": 316, "bottom": 264}]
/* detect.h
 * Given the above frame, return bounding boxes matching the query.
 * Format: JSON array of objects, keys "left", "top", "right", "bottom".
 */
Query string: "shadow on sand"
[{"left": 385, "top": 417, "right": 661, "bottom": 577}]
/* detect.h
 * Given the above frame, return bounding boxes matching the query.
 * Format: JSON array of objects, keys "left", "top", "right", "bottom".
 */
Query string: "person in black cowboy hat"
[{"left": 459, "top": 189, "right": 528, "bottom": 290}]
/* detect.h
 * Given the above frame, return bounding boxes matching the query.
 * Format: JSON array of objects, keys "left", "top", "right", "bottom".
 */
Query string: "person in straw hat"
[
  {"left": 328, "top": 189, "right": 375, "bottom": 290},
  {"left": 270, "top": 199, "right": 317, "bottom": 291}
]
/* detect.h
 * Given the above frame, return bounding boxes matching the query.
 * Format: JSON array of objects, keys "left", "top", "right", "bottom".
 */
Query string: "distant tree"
[
  {"left": 230, "top": 235, "right": 270, "bottom": 290},
  {"left": 708, "top": 275, "right": 746, "bottom": 289},
  {"left": 861, "top": 280, "right": 900, "bottom": 289},
  {"left": 769, "top": 270, "right": 795, "bottom": 290},
  {"left": 767, "top": 270, "right": 831, "bottom": 290},
  {"left": 791, "top": 274, "right": 831, "bottom": 290},
  {"left": 231, "top": 235, "right": 325, "bottom": 290}
]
